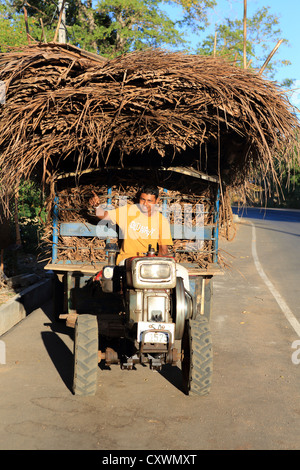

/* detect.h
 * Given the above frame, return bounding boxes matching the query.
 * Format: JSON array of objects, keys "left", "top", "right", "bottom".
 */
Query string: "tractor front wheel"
[
  {"left": 73, "top": 314, "right": 99, "bottom": 396},
  {"left": 181, "top": 317, "right": 213, "bottom": 396}
]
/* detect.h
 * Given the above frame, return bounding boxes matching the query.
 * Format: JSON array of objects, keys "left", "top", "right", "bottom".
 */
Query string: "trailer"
[
  {"left": 44, "top": 167, "right": 224, "bottom": 396},
  {"left": 0, "top": 43, "right": 298, "bottom": 399}
]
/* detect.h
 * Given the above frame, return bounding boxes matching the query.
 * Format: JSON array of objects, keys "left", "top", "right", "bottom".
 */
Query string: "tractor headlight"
[
  {"left": 126, "top": 257, "right": 176, "bottom": 289},
  {"left": 140, "top": 264, "right": 171, "bottom": 280},
  {"left": 102, "top": 266, "right": 114, "bottom": 280}
]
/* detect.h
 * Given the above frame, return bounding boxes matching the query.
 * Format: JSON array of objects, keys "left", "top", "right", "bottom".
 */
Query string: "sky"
[{"left": 165, "top": 0, "right": 300, "bottom": 110}]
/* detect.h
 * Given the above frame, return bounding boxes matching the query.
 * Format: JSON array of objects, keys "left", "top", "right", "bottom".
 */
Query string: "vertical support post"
[
  {"left": 54, "top": 0, "right": 66, "bottom": 43},
  {"left": 107, "top": 187, "right": 112, "bottom": 207},
  {"left": 213, "top": 187, "right": 220, "bottom": 263},
  {"left": 243, "top": 0, "right": 247, "bottom": 69},
  {"left": 162, "top": 188, "right": 168, "bottom": 217},
  {"left": 52, "top": 195, "right": 59, "bottom": 263},
  {"left": 58, "top": 0, "right": 66, "bottom": 44}
]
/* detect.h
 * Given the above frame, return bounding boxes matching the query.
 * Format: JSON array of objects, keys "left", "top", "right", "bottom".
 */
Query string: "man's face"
[{"left": 139, "top": 193, "right": 158, "bottom": 216}]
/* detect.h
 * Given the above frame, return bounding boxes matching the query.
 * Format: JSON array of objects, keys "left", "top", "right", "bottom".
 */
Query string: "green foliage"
[
  {"left": 165, "top": 0, "right": 216, "bottom": 31},
  {"left": 17, "top": 179, "right": 47, "bottom": 253},
  {"left": 1, "top": 0, "right": 217, "bottom": 57},
  {"left": 1, "top": 0, "right": 115, "bottom": 53},
  {"left": 197, "top": 6, "right": 290, "bottom": 78},
  {"left": 0, "top": 1, "right": 42, "bottom": 50},
  {"left": 268, "top": 147, "right": 300, "bottom": 208},
  {"left": 95, "top": 0, "right": 185, "bottom": 55},
  {"left": 18, "top": 179, "right": 46, "bottom": 221}
]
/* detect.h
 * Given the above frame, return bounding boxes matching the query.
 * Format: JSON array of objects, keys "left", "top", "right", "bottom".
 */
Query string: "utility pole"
[
  {"left": 58, "top": 0, "right": 66, "bottom": 43},
  {"left": 243, "top": 0, "right": 247, "bottom": 69}
]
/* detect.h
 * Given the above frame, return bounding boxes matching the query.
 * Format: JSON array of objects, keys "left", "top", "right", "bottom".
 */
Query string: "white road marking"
[{"left": 250, "top": 221, "right": 300, "bottom": 337}]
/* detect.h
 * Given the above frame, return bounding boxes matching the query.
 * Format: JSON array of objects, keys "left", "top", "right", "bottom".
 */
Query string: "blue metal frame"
[
  {"left": 162, "top": 188, "right": 168, "bottom": 217},
  {"left": 107, "top": 186, "right": 112, "bottom": 207},
  {"left": 50, "top": 181, "right": 221, "bottom": 265},
  {"left": 59, "top": 221, "right": 213, "bottom": 240}
]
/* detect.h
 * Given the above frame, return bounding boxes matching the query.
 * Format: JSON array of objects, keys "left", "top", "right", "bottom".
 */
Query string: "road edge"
[{"left": 0, "top": 277, "right": 53, "bottom": 336}]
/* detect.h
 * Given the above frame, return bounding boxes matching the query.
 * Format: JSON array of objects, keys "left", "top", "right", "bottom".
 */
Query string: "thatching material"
[
  {"left": 0, "top": 43, "right": 299, "bottom": 194},
  {"left": 42, "top": 172, "right": 222, "bottom": 267}
]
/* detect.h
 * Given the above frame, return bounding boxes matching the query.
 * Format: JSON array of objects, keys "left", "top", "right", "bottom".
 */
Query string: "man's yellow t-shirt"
[{"left": 108, "top": 204, "right": 173, "bottom": 264}]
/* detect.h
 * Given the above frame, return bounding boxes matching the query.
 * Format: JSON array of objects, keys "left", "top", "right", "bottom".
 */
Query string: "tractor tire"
[
  {"left": 181, "top": 317, "right": 213, "bottom": 396},
  {"left": 73, "top": 314, "right": 99, "bottom": 396}
]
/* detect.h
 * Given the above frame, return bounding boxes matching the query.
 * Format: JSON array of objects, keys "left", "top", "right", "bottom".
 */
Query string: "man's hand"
[
  {"left": 89, "top": 191, "right": 110, "bottom": 220},
  {"left": 89, "top": 190, "right": 101, "bottom": 208}
]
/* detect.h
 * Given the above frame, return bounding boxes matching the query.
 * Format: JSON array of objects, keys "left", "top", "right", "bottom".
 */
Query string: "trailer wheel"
[
  {"left": 73, "top": 314, "right": 99, "bottom": 396},
  {"left": 181, "top": 318, "right": 213, "bottom": 396}
]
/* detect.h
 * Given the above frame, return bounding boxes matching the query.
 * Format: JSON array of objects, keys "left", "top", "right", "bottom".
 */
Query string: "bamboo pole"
[
  {"left": 213, "top": 32, "right": 217, "bottom": 57},
  {"left": 40, "top": 18, "right": 47, "bottom": 43},
  {"left": 23, "top": 5, "right": 31, "bottom": 45},
  {"left": 259, "top": 39, "right": 284, "bottom": 76}
]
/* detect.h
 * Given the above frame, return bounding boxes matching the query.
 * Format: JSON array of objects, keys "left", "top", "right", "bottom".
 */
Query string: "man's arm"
[
  {"left": 157, "top": 244, "right": 169, "bottom": 256},
  {"left": 89, "top": 191, "right": 111, "bottom": 221},
  {"left": 158, "top": 214, "right": 173, "bottom": 256}
]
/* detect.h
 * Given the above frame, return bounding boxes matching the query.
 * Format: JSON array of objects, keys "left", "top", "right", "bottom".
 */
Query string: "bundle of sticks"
[{"left": 42, "top": 177, "right": 225, "bottom": 267}]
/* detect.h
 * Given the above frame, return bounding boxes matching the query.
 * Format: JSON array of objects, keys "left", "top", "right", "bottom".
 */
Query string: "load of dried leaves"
[{"left": 0, "top": 43, "right": 299, "bottom": 266}]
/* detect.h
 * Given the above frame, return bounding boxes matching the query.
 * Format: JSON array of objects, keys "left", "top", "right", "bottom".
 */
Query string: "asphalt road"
[
  {"left": 232, "top": 207, "right": 300, "bottom": 325},
  {"left": 0, "top": 209, "right": 299, "bottom": 451}
]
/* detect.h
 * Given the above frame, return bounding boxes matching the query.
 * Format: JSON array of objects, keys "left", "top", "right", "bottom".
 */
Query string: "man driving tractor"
[{"left": 89, "top": 185, "right": 189, "bottom": 288}]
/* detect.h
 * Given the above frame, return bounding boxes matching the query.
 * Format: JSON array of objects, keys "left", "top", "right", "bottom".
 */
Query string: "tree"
[
  {"left": 94, "top": 0, "right": 185, "bottom": 55},
  {"left": 196, "top": 6, "right": 290, "bottom": 78},
  {"left": 1, "top": 0, "right": 217, "bottom": 57},
  {"left": 93, "top": 0, "right": 217, "bottom": 55},
  {"left": 0, "top": 1, "right": 42, "bottom": 49},
  {"left": 0, "top": 0, "right": 115, "bottom": 54}
]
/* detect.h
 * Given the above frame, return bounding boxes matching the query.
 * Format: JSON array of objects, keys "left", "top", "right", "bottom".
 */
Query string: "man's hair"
[{"left": 139, "top": 185, "right": 159, "bottom": 199}]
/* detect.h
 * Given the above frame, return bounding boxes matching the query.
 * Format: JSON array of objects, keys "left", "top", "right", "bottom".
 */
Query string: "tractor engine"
[
  {"left": 125, "top": 255, "right": 176, "bottom": 323},
  {"left": 121, "top": 252, "right": 178, "bottom": 369}
]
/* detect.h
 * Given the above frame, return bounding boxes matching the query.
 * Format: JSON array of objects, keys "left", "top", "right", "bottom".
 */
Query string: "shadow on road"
[
  {"left": 252, "top": 222, "right": 300, "bottom": 238},
  {"left": 232, "top": 206, "right": 300, "bottom": 223},
  {"left": 39, "top": 300, "right": 185, "bottom": 396},
  {"left": 41, "top": 330, "right": 74, "bottom": 393},
  {"left": 159, "top": 364, "right": 185, "bottom": 394}
]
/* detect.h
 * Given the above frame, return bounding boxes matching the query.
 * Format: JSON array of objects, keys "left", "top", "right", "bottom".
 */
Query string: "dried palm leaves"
[
  {"left": 0, "top": 43, "right": 299, "bottom": 195},
  {"left": 0, "top": 43, "right": 298, "bottom": 266}
]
